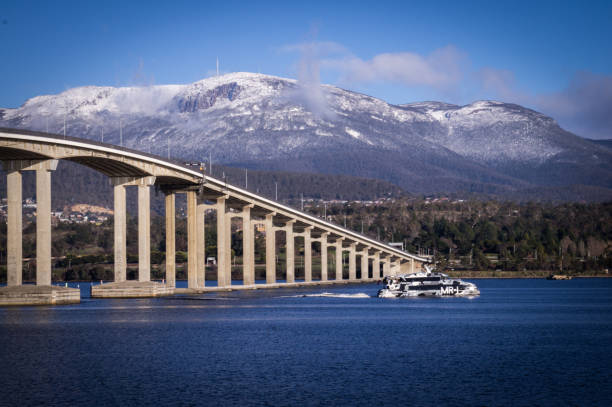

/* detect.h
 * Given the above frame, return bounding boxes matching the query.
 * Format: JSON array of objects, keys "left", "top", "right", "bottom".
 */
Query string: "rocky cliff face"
[{"left": 2, "top": 72, "right": 611, "bottom": 201}]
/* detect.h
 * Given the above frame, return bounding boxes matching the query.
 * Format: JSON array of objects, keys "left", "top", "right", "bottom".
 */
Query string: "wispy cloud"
[
  {"left": 281, "top": 40, "right": 612, "bottom": 139},
  {"left": 536, "top": 72, "right": 612, "bottom": 139},
  {"left": 323, "top": 46, "right": 466, "bottom": 91}
]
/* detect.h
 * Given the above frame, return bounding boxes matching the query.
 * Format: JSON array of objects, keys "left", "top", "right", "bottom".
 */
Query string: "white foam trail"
[{"left": 283, "top": 292, "right": 371, "bottom": 298}]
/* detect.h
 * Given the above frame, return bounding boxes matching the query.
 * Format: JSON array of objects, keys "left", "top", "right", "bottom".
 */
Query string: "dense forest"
[
  {"left": 0, "top": 198, "right": 610, "bottom": 282},
  {"left": 313, "top": 199, "right": 611, "bottom": 273}
]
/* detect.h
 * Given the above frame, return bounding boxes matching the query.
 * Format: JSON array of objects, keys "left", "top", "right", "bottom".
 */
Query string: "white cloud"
[{"left": 323, "top": 46, "right": 465, "bottom": 90}]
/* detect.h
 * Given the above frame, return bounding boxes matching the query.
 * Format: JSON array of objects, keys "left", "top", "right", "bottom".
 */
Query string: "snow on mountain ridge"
[{"left": 2, "top": 72, "right": 610, "bottom": 201}]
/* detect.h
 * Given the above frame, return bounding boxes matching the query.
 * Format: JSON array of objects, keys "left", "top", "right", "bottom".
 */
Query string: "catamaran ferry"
[{"left": 377, "top": 267, "right": 480, "bottom": 298}]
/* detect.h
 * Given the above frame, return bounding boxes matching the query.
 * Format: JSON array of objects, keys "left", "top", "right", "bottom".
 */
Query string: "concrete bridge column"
[
  {"left": 137, "top": 181, "right": 152, "bottom": 282},
  {"left": 383, "top": 257, "right": 391, "bottom": 277},
  {"left": 216, "top": 197, "right": 229, "bottom": 287},
  {"left": 265, "top": 213, "right": 276, "bottom": 284},
  {"left": 224, "top": 211, "right": 233, "bottom": 286},
  {"left": 411, "top": 258, "right": 415, "bottom": 273},
  {"left": 348, "top": 243, "right": 356, "bottom": 281},
  {"left": 242, "top": 206, "right": 255, "bottom": 286},
  {"left": 165, "top": 192, "right": 176, "bottom": 288},
  {"left": 320, "top": 233, "right": 329, "bottom": 281},
  {"left": 5, "top": 167, "right": 22, "bottom": 286},
  {"left": 335, "top": 240, "right": 343, "bottom": 280},
  {"left": 196, "top": 202, "right": 206, "bottom": 288},
  {"left": 304, "top": 227, "right": 312, "bottom": 282},
  {"left": 112, "top": 180, "right": 127, "bottom": 283},
  {"left": 186, "top": 190, "right": 198, "bottom": 288},
  {"left": 285, "top": 221, "right": 295, "bottom": 283},
  {"left": 392, "top": 260, "right": 401, "bottom": 275},
  {"left": 35, "top": 167, "right": 53, "bottom": 285},
  {"left": 361, "top": 248, "right": 369, "bottom": 280},
  {"left": 372, "top": 252, "right": 381, "bottom": 280}
]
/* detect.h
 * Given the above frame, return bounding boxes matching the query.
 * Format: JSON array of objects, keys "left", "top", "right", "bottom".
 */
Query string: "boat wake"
[{"left": 283, "top": 292, "right": 371, "bottom": 299}]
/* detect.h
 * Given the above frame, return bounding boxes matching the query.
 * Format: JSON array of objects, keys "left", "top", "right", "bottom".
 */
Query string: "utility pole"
[
  {"left": 101, "top": 128, "right": 104, "bottom": 142},
  {"left": 301, "top": 193, "right": 304, "bottom": 211},
  {"left": 275, "top": 182, "right": 278, "bottom": 200},
  {"left": 119, "top": 118, "right": 123, "bottom": 146},
  {"left": 167, "top": 136, "right": 170, "bottom": 159},
  {"left": 324, "top": 203, "right": 327, "bottom": 219},
  {"left": 245, "top": 168, "right": 248, "bottom": 189}
]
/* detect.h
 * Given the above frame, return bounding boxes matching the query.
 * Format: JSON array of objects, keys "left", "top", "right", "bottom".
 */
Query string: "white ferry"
[{"left": 377, "top": 266, "right": 479, "bottom": 298}]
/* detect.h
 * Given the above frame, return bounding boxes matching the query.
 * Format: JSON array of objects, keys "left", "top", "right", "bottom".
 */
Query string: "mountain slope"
[{"left": 1, "top": 72, "right": 611, "bottom": 201}]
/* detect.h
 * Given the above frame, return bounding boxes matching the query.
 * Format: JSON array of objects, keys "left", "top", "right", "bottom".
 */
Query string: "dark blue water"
[{"left": 1, "top": 279, "right": 611, "bottom": 406}]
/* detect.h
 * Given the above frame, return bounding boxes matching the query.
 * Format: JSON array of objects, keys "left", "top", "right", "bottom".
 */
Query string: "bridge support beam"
[
  {"left": 138, "top": 182, "right": 152, "bottom": 282},
  {"left": 265, "top": 213, "right": 276, "bottom": 284},
  {"left": 372, "top": 252, "right": 380, "bottom": 280},
  {"left": 383, "top": 257, "right": 391, "bottom": 277},
  {"left": 304, "top": 227, "right": 312, "bottom": 282},
  {"left": 216, "top": 197, "right": 229, "bottom": 287},
  {"left": 361, "top": 248, "right": 369, "bottom": 280},
  {"left": 186, "top": 190, "right": 198, "bottom": 288},
  {"left": 196, "top": 202, "right": 206, "bottom": 288},
  {"left": 285, "top": 221, "right": 295, "bottom": 283},
  {"left": 320, "top": 233, "right": 329, "bottom": 281},
  {"left": 36, "top": 166, "right": 53, "bottom": 285},
  {"left": 4, "top": 164, "right": 23, "bottom": 287},
  {"left": 242, "top": 206, "right": 255, "bottom": 286},
  {"left": 165, "top": 192, "right": 176, "bottom": 288},
  {"left": 113, "top": 181, "right": 127, "bottom": 283},
  {"left": 6, "top": 168, "right": 22, "bottom": 286},
  {"left": 335, "top": 240, "right": 343, "bottom": 280},
  {"left": 348, "top": 244, "right": 356, "bottom": 281}
]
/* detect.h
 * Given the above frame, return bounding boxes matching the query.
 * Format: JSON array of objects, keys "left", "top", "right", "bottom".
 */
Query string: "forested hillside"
[{"left": 1, "top": 198, "right": 609, "bottom": 282}]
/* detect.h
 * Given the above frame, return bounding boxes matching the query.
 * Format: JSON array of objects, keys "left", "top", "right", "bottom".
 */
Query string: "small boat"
[
  {"left": 546, "top": 274, "right": 572, "bottom": 280},
  {"left": 377, "top": 266, "right": 479, "bottom": 298}
]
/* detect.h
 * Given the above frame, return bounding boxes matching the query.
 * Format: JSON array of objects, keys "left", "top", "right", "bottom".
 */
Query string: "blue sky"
[{"left": 1, "top": 0, "right": 611, "bottom": 138}]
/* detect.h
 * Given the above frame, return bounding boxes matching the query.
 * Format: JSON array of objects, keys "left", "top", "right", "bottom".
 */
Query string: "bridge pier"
[
  {"left": 6, "top": 167, "right": 22, "bottom": 287},
  {"left": 196, "top": 201, "right": 206, "bottom": 288},
  {"left": 265, "top": 213, "right": 276, "bottom": 284},
  {"left": 361, "top": 248, "right": 369, "bottom": 280},
  {"left": 335, "top": 239, "right": 343, "bottom": 280},
  {"left": 216, "top": 197, "right": 230, "bottom": 287},
  {"left": 242, "top": 206, "right": 255, "bottom": 286},
  {"left": 138, "top": 182, "right": 152, "bottom": 282},
  {"left": 320, "top": 233, "right": 329, "bottom": 281},
  {"left": 382, "top": 256, "right": 391, "bottom": 277},
  {"left": 92, "top": 176, "right": 172, "bottom": 298},
  {"left": 113, "top": 180, "right": 127, "bottom": 283},
  {"left": 372, "top": 252, "right": 381, "bottom": 280},
  {"left": 165, "top": 192, "right": 176, "bottom": 288},
  {"left": 348, "top": 243, "right": 356, "bottom": 281},
  {"left": 0, "top": 160, "right": 79, "bottom": 306},
  {"left": 304, "top": 227, "right": 312, "bottom": 282},
  {"left": 285, "top": 220, "right": 295, "bottom": 283}
]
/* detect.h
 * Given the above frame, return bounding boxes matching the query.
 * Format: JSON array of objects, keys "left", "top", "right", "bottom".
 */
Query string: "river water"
[{"left": 1, "top": 278, "right": 611, "bottom": 406}]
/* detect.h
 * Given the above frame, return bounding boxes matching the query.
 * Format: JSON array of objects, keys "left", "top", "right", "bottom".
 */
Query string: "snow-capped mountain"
[{"left": 1, "top": 72, "right": 611, "bottom": 200}]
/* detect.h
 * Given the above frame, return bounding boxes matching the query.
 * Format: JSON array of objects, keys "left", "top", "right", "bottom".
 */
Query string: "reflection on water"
[{"left": 1, "top": 278, "right": 611, "bottom": 406}]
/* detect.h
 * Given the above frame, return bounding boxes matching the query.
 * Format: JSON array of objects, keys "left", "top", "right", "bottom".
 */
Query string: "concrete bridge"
[{"left": 0, "top": 127, "right": 428, "bottom": 304}]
